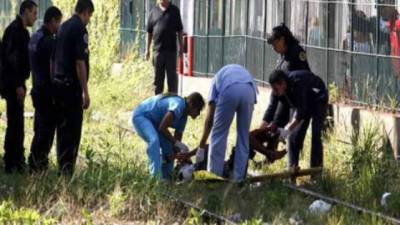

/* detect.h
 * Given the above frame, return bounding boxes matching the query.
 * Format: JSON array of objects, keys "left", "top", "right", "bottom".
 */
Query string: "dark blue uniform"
[
  {"left": 1, "top": 16, "right": 31, "bottom": 172},
  {"left": 28, "top": 26, "right": 57, "bottom": 171},
  {"left": 263, "top": 43, "right": 311, "bottom": 127},
  {"left": 53, "top": 15, "right": 89, "bottom": 174},
  {"left": 266, "top": 70, "right": 328, "bottom": 168}
]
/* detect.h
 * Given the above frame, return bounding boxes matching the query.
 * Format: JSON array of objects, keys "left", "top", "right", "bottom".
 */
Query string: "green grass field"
[{"left": 0, "top": 54, "right": 399, "bottom": 225}]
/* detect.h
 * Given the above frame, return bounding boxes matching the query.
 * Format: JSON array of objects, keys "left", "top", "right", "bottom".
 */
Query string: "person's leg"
[
  {"left": 287, "top": 118, "right": 310, "bottom": 168},
  {"left": 4, "top": 94, "right": 25, "bottom": 172},
  {"left": 159, "top": 133, "right": 175, "bottom": 180},
  {"left": 165, "top": 51, "right": 178, "bottom": 94},
  {"left": 310, "top": 103, "right": 327, "bottom": 168},
  {"left": 56, "top": 105, "right": 83, "bottom": 175},
  {"left": 233, "top": 84, "right": 255, "bottom": 181},
  {"left": 153, "top": 51, "right": 166, "bottom": 95},
  {"left": 29, "top": 96, "right": 57, "bottom": 171},
  {"left": 208, "top": 91, "right": 237, "bottom": 177},
  {"left": 132, "top": 115, "right": 162, "bottom": 178}
]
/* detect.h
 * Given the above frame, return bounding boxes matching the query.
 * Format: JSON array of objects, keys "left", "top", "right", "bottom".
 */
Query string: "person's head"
[
  {"left": 267, "top": 23, "right": 299, "bottom": 54},
  {"left": 269, "top": 70, "right": 289, "bottom": 96},
  {"left": 186, "top": 92, "right": 205, "bottom": 119},
  {"left": 158, "top": 0, "right": 171, "bottom": 6},
  {"left": 44, "top": 6, "right": 62, "bottom": 34},
  {"left": 19, "top": 0, "right": 38, "bottom": 27},
  {"left": 75, "top": 0, "right": 94, "bottom": 25}
]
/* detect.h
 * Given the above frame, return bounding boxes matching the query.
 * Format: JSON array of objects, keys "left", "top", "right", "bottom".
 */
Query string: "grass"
[{"left": 0, "top": 53, "right": 398, "bottom": 224}]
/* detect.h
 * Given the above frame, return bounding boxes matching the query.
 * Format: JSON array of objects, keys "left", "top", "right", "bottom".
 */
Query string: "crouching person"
[{"left": 132, "top": 92, "right": 205, "bottom": 180}]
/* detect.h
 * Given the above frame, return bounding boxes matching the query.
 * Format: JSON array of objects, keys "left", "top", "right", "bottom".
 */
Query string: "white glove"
[
  {"left": 175, "top": 141, "right": 189, "bottom": 153},
  {"left": 195, "top": 148, "right": 206, "bottom": 163},
  {"left": 278, "top": 128, "right": 290, "bottom": 139}
]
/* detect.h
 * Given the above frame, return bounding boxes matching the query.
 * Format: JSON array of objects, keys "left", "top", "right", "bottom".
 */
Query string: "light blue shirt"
[
  {"left": 209, "top": 64, "right": 258, "bottom": 103},
  {"left": 134, "top": 95, "right": 188, "bottom": 133}
]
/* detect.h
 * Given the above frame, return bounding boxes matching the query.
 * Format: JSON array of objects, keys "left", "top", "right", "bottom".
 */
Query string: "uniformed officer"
[
  {"left": 132, "top": 92, "right": 205, "bottom": 179},
  {"left": 53, "top": 0, "right": 94, "bottom": 175},
  {"left": 28, "top": 6, "right": 62, "bottom": 172},
  {"left": 261, "top": 24, "right": 311, "bottom": 132},
  {"left": 1, "top": 0, "right": 38, "bottom": 173},
  {"left": 198, "top": 64, "right": 258, "bottom": 182},
  {"left": 267, "top": 70, "right": 328, "bottom": 169},
  {"left": 146, "top": 0, "right": 184, "bottom": 95}
]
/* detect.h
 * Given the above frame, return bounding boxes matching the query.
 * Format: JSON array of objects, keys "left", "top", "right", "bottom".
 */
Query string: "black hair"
[
  {"left": 269, "top": 70, "right": 289, "bottom": 85},
  {"left": 44, "top": 6, "right": 62, "bottom": 23},
  {"left": 268, "top": 23, "right": 299, "bottom": 46},
  {"left": 187, "top": 92, "right": 205, "bottom": 111},
  {"left": 75, "top": 0, "right": 95, "bottom": 14},
  {"left": 19, "top": 0, "right": 37, "bottom": 15}
]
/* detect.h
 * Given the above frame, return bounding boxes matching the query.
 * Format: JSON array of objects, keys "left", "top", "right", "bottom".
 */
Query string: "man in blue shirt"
[
  {"left": 28, "top": 6, "right": 62, "bottom": 172},
  {"left": 267, "top": 70, "right": 328, "bottom": 170},
  {"left": 132, "top": 92, "right": 205, "bottom": 179},
  {"left": 53, "top": 0, "right": 94, "bottom": 175},
  {"left": 198, "top": 64, "right": 258, "bottom": 181}
]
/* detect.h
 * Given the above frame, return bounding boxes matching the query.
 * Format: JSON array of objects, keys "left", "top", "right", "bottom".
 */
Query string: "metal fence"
[{"left": 121, "top": 0, "right": 400, "bottom": 108}]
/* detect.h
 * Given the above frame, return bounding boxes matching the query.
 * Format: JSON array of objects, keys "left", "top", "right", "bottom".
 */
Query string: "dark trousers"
[
  {"left": 153, "top": 51, "right": 178, "bottom": 95},
  {"left": 28, "top": 94, "right": 57, "bottom": 171},
  {"left": 3, "top": 93, "right": 25, "bottom": 171},
  {"left": 56, "top": 103, "right": 83, "bottom": 175},
  {"left": 288, "top": 102, "right": 327, "bottom": 168}
]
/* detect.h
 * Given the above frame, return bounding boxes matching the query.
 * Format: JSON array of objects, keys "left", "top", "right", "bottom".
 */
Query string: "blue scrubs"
[
  {"left": 132, "top": 95, "right": 188, "bottom": 179},
  {"left": 207, "top": 64, "right": 258, "bottom": 181}
]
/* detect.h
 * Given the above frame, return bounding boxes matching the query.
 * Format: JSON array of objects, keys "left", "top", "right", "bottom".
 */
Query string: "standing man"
[
  {"left": 267, "top": 70, "right": 328, "bottom": 170},
  {"left": 28, "top": 6, "right": 63, "bottom": 172},
  {"left": 53, "top": 0, "right": 94, "bottom": 175},
  {"left": 146, "top": 0, "right": 184, "bottom": 95},
  {"left": 1, "top": 0, "right": 37, "bottom": 173},
  {"left": 198, "top": 64, "right": 258, "bottom": 182}
]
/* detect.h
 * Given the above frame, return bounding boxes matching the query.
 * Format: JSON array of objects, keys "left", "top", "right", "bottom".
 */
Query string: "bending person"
[
  {"left": 198, "top": 64, "right": 258, "bottom": 182},
  {"left": 132, "top": 92, "right": 205, "bottom": 179}
]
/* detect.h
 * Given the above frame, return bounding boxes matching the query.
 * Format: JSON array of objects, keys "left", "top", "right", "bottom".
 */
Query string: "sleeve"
[
  {"left": 167, "top": 98, "right": 185, "bottom": 119},
  {"left": 262, "top": 93, "right": 279, "bottom": 122},
  {"left": 73, "top": 27, "right": 88, "bottom": 61},
  {"left": 208, "top": 78, "right": 219, "bottom": 103},
  {"left": 176, "top": 8, "right": 183, "bottom": 32},
  {"left": 288, "top": 47, "right": 310, "bottom": 71},
  {"left": 14, "top": 31, "right": 30, "bottom": 87},
  {"left": 146, "top": 10, "right": 154, "bottom": 33}
]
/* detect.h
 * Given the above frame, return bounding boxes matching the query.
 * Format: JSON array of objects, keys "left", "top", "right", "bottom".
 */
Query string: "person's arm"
[
  {"left": 261, "top": 93, "right": 279, "bottom": 128},
  {"left": 146, "top": 32, "right": 153, "bottom": 61},
  {"left": 177, "top": 31, "right": 183, "bottom": 58},
  {"left": 199, "top": 102, "right": 216, "bottom": 149},
  {"left": 249, "top": 129, "right": 269, "bottom": 156},
  {"left": 76, "top": 60, "right": 90, "bottom": 109},
  {"left": 159, "top": 111, "right": 176, "bottom": 144}
]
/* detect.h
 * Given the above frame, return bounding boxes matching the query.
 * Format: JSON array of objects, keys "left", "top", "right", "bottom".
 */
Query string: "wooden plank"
[{"left": 247, "top": 167, "right": 323, "bottom": 183}]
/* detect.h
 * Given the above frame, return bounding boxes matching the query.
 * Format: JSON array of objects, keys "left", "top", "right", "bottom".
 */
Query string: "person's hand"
[
  {"left": 195, "top": 147, "right": 206, "bottom": 163},
  {"left": 16, "top": 87, "right": 25, "bottom": 104},
  {"left": 145, "top": 50, "right": 151, "bottom": 61},
  {"left": 268, "top": 122, "right": 278, "bottom": 132},
  {"left": 278, "top": 127, "right": 290, "bottom": 140},
  {"left": 82, "top": 92, "right": 90, "bottom": 110},
  {"left": 259, "top": 121, "right": 269, "bottom": 129},
  {"left": 175, "top": 152, "right": 191, "bottom": 163},
  {"left": 175, "top": 141, "right": 189, "bottom": 153}
]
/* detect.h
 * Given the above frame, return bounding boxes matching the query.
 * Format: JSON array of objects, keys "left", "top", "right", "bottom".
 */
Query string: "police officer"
[
  {"left": 1, "top": 0, "right": 38, "bottom": 173},
  {"left": 53, "top": 0, "right": 94, "bottom": 175},
  {"left": 261, "top": 24, "right": 311, "bottom": 132},
  {"left": 28, "top": 6, "right": 62, "bottom": 172},
  {"left": 267, "top": 70, "right": 328, "bottom": 169},
  {"left": 146, "top": 0, "right": 184, "bottom": 95}
]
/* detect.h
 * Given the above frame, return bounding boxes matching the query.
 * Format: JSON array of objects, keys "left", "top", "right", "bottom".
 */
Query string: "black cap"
[{"left": 267, "top": 23, "right": 292, "bottom": 44}]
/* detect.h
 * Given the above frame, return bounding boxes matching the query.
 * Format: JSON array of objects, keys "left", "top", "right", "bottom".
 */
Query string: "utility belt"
[{"left": 52, "top": 75, "right": 82, "bottom": 107}]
